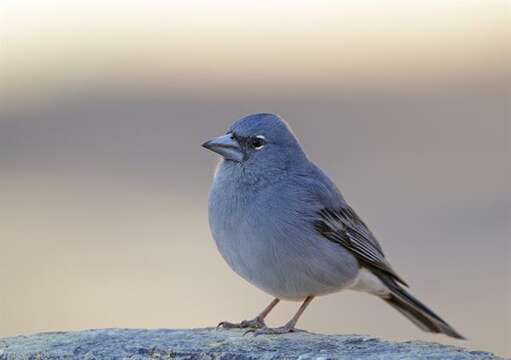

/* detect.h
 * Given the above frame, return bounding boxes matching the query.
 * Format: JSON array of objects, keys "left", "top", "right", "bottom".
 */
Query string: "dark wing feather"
[{"left": 314, "top": 207, "right": 408, "bottom": 287}]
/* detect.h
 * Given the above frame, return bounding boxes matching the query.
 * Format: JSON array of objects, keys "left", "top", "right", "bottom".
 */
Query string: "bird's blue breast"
[{"left": 208, "top": 161, "right": 360, "bottom": 300}]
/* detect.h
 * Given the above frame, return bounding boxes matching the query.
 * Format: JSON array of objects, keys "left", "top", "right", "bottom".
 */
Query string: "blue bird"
[{"left": 202, "top": 113, "right": 464, "bottom": 338}]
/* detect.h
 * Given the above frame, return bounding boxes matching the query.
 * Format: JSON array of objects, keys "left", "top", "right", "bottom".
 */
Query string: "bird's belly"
[{"left": 211, "top": 224, "right": 360, "bottom": 301}]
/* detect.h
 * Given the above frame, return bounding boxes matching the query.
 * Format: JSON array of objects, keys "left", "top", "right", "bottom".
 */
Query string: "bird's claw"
[
  {"left": 243, "top": 328, "right": 257, "bottom": 336},
  {"left": 243, "top": 325, "right": 305, "bottom": 336},
  {"left": 217, "top": 318, "right": 265, "bottom": 330},
  {"left": 216, "top": 321, "right": 229, "bottom": 329}
]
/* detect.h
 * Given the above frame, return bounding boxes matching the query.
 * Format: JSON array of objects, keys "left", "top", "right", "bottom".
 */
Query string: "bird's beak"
[{"left": 202, "top": 134, "right": 245, "bottom": 162}]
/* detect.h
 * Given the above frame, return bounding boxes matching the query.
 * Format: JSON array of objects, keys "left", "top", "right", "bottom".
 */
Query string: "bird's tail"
[{"left": 376, "top": 272, "right": 465, "bottom": 340}]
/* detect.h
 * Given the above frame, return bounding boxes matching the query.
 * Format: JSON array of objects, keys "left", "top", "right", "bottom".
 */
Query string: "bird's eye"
[{"left": 251, "top": 135, "right": 266, "bottom": 150}]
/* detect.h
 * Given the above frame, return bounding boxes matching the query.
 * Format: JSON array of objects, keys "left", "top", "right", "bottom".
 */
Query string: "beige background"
[{"left": 1, "top": 0, "right": 510, "bottom": 357}]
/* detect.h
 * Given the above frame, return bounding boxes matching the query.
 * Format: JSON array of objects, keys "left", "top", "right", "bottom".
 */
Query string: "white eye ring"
[{"left": 253, "top": 135, "right": 266, "bottom": 150}]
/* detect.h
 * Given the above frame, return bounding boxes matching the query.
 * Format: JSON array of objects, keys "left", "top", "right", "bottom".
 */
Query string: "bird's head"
[{"left": 202, "top": 113, "right": 307, "bottom": 169}]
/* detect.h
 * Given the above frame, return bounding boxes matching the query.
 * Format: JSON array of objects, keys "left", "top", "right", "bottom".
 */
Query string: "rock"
[{"left": 0, "top": 328, "right": 503, "bottom": 360}]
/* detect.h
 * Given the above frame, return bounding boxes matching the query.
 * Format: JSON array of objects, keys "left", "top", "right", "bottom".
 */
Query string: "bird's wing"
[{"left": 314, "top": 206, "right": 408, "bottom": 287}]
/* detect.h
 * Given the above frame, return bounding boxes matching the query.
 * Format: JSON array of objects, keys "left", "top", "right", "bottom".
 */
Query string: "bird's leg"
[
  {"left": 218, "top": 298, "right": 280, "bottom": 329},
  {"left": 246, "top": 296, "right": 314, "bottom": 336}
]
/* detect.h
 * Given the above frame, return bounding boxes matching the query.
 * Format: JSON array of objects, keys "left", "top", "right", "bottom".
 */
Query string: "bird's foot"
[
  {"left": 244, "top": 324, "right": 305, "bottom": 336},
  {"left": 217, "top": 317, "right": 265, "bottom": 330}
]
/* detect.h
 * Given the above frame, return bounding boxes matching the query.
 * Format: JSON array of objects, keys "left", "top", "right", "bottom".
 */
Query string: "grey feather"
[
  {"left": 314, "top": 207, "right": 408, "bottom": 287},
  {"left": 375, "top": 269, "right": 465, "bottom": 339}
]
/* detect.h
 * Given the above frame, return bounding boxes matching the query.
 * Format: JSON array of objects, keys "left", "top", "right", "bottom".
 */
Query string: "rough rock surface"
[{"left": 0, "top": 328, "right": 503, "bottom": 360}]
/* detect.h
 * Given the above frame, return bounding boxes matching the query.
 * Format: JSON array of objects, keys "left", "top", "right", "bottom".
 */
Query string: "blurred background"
[{"left": 1, "top": 0, "right": 510, "bottom": 356}]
